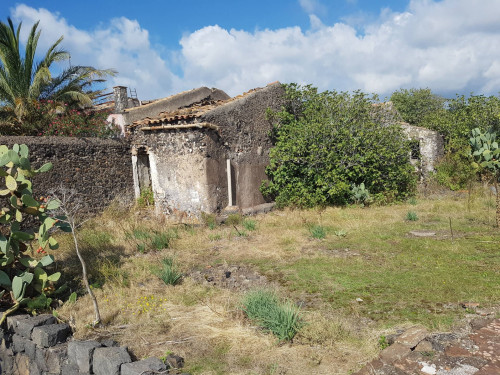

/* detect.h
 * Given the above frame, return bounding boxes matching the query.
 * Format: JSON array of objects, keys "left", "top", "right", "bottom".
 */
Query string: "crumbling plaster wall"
[
  {"left": 200, "top": 82, "right": 286, "bottom": 209},
  {"left": 131, "top": 129, "right": 227, "bottom": 216},
  {"left": 401, "top": 124, "right": 444, "bottom": 178}
]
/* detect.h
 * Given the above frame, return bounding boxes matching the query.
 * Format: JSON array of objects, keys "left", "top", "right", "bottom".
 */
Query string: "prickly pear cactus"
[
  {"left": 0, "top": 144, "right": 69, "bottom": 324},
  {"left": 469, "top": 128, "right": 500, "bottom": 227}
]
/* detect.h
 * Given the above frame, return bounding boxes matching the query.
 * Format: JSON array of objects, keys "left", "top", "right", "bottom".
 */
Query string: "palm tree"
[{"left": 0, "top": 18, "right": 115, "bottom": 125}]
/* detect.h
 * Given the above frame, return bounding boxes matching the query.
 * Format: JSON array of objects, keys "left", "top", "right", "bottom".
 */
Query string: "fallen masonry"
[
  {"left": 0, "top": 313, "right": 189, "bottom": 375},
  {"left": 353, "top": 318, "right": 500, "bottom": 375}
]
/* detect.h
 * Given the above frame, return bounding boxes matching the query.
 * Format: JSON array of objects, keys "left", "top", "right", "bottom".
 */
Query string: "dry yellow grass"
[{"left": 50, "top": 186, "right": 499, "bottom": 374}]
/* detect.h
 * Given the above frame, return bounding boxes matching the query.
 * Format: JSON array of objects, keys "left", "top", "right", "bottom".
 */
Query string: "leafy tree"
[
  {"left": 390, "top": 88, "right": 445, "bottom": 127},
  {"left": 262, "top": 84, "right": 416, "bottom": 207},
  {"left": 0, "top": 18, "right": 115, "bottom": 133}
]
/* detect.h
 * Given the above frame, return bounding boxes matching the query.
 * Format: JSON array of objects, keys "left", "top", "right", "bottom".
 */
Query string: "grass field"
[{"left": 50, "top": 186, "right": 500, "bottom": 374}]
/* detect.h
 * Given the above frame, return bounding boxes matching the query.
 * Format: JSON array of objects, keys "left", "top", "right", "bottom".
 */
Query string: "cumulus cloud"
[{"left": 8, "top": 0, "right": 500, "bottom": 99}]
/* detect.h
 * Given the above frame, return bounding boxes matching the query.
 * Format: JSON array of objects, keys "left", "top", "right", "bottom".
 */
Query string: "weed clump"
[
  {"left": 137, "top": 187, "right": 154, "bottom": 207},
  {"left": 242, "top": 290, "right": 302, "bottom": 341},
  {"left": 243, "top": 219, "right": 257, "bottom": 231},
  {"left": 155, "top": 257, "right": 182, "bottom": 286},
  {"left": 309, "top": 224, "right": 327, "bottom": 239},
  {"left": 201, "top": 212, "right": 218, "bottom": 229},
  {"left": 126, "top": 228, "right": 178, "bottom": 253},
  {"left": 406, "top": 211, "right": 419, "bottom": 221}
]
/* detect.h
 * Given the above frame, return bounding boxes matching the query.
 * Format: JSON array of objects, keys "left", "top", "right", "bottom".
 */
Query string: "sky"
[{"left": 1, "top": 0, "right": 500, "bottom": 100}]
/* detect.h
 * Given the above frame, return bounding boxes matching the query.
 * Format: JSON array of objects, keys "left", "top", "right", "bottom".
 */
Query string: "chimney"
[{"left": 113, "top": 86, "right": 128, "bottom": 112}]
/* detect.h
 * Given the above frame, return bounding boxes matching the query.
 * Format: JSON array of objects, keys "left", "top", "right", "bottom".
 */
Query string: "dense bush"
[
  {"left": 390, "top": 88, "right": 445, "bottom": 127},
  {"left": 262, "top": 84, "right": 416, "bottom": 207}
]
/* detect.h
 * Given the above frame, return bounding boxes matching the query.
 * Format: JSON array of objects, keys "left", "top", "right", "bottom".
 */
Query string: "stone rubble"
[{"left": 354, "top": 318, "right": 500, "bottom": 375}]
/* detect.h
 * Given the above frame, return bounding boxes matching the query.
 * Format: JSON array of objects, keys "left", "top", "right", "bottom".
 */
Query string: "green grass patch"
[
  {"left": 308, "top": 224, "right": 327, "bottom": 239},
  {"left": 242, "top": 290, "right": 303, "bottom": 341},
  {"left": 279, "top": 232, "right": 500, "bottom": 328}
]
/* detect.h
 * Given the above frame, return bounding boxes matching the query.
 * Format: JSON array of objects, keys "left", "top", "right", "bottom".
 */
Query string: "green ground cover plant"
[{"left": 242, "top": 290, "right": 302, "bottom": 341}]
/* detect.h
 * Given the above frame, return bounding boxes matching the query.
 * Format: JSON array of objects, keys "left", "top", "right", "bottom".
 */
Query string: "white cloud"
[
  {"left": 8, "top": 0, "right": 500, "bottom": 99},
  {"left": 10, "top": 4, "right": 179, "bottom": 100},
  {"left": 299, "top": 0, "right": 327, "bottom": 16}
]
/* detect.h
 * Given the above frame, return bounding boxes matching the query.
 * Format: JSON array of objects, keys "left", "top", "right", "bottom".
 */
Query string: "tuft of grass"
[
  {"left": 309, "top": 224, "right": 327, "bottom": 239},
  {"left": 406, "top": 211, "right": 419, "bottom": 221},
  {"left": 243, "top": 219, "right": 257, "bottom": 231},
  {"left": 242, "top": 290, "right": 302, "bottom": 341},
  {"left": 126, "top": 228, "right": 178, "bottom": 252},
  {"left": 209, "top": 233, "right": 222, "bottom": 241},
  {"left": 408, "top": 197, "right": 418, "bottom": 205},
  {"left": 155, "top": 257, "right": 182, "bottom": 286},
  {"left": 226, "top": 213, "right": 243, "bottom": 226},
  {"left": 201, "top": 212, "right": 218, "bottom": 230},
  {"left": 151, "top": 232, "right": 173, "bottom": 250}
]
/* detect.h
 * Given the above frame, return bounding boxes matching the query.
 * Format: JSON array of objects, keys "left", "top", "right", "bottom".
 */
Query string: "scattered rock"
[
  {"left": 189, "top": 264, "right": 271, "bottom": 291},
  {"left": 395, "top": 326, "right": 428, "bottom": 349},
  {"left": 408, "top": 230, "right": 436, "bottom": 237},
  {"left": 165, "top": 353, "right": 185, "bottom": 369}
]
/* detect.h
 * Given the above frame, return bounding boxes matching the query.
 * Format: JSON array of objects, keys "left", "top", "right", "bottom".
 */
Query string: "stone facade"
[
  {"left": 129, "top": 82, "right": 285, "bottom": 217},
  {"left": 0, "top": 136, "right": 134, "bottom": 215},
  {"left": 401, "top": 124, "right": 444, "bottom": 180}
]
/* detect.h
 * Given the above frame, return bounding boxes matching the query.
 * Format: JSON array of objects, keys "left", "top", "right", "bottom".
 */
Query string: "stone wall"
[
  {"left": 201, "top": 82, "right": 285, "bottom": 209},
  {"left": 0, "top": 313, "right": 185, "bottom": 375},
  {"left": 401, "top": 124, "right": 444, "bottom": 179},
  {"left": 0, "top": 136, "right": 134, "bottom": 215}
]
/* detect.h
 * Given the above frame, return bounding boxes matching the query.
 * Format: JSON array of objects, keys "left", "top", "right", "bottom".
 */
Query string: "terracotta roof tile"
[{"left": 129, "top": 84, "right": 274, "bottom": 129}]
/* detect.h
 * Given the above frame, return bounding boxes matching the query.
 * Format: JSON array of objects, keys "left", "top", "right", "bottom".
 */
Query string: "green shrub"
[
  {"left": 433, "top": 147, "right": 477, "bottom": 191},
  {"left": 155, "top": 257, "right": 182, "bottom": 286},
  {"left": 243, "top": 219, "right": 256, "bottom": 231},
  {"left": 242, "top": 290, "right": 302, "bottom": 341},
  {"left": 309, "top": 224, "right": 326, "bottom": 239},
  {"left": 406, "top": 211, "right": 418, "bottom": 221},
  {"left": 201, "top": 212, "right": 218, "bottom": 229},
  {"left": 262, "top": 84, "right": 416, "bottom": 208},
  {"left": 151, "top": 232, "right": 172, "bottom": 250}
]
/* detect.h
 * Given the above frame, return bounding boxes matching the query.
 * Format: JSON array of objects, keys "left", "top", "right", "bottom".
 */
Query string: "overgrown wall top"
[{"left": 0, "top": 136, "right": 134, "bottom": 214}]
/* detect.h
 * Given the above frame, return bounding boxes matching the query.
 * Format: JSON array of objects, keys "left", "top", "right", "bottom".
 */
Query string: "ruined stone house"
[
  {"left": 110, "top": 83, "right": 284, "bottom": 217},
  {"left": 106, "top": 84, "right": 442, "bottom": 218}
]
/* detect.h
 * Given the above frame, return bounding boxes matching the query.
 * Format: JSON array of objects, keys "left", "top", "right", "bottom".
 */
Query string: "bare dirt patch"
[{"left": 189, "top": 264, "right": 274, "bottom": 291}]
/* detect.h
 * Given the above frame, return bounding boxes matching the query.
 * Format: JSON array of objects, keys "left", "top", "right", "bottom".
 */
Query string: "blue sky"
[{"left": 2, "top": 1, "right": 500, "bottom": 100}]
